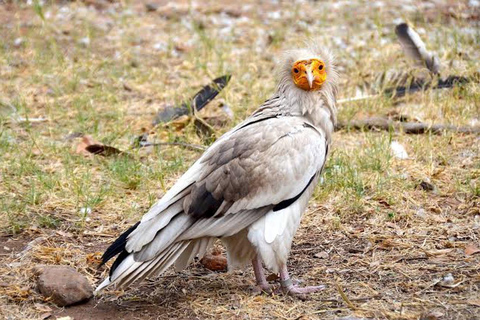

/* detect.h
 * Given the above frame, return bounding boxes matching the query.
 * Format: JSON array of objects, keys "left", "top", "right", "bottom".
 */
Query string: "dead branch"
[
  {"left": 336, "top": 117, "right": 480, "bottom": 134},
  {"left": 139, "top": 142, "right": 206, "bottom": 152}
]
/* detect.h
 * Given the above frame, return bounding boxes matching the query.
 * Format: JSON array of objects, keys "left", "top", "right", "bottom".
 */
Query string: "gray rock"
[{"left": 34, "top": 265, "right": 93, "bottom": 307}]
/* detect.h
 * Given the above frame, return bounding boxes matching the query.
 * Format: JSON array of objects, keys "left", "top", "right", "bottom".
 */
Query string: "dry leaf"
[
  {"left": 465, "top": 243, "right": 480, "bottom": 256},
  {"left": 86, "top": 252, "right": 103, "bottom": 266},
  {"left": 40, "top": 312, "right": 52, "bottom": 319},
  {"left": 169, "top": 115, "right": 190, "bottom": 131},
  {"left": 34, "top": 303, "right": 52, "bottom": 312},
  {"left": 420, "top": 310, "right": 445, "bottom": 320},
  {"left": 467, "top": 299, "right": 480, "bottom": 307},
  {"left": 266, "top": 273, "right": 279, "bottom": 282},
  {"left": 153, "top": 75, "right": 231, "bottom": 125},
  {"left": 75, "top": 135, "right": 97, "bottom": 155},
  {"left": 424, "top": 248, "right": 453, "bottom": 257},
  {"left": 378, "top": 238, "right": 411, "bottom": 250},
  {"left": 34, "top": 303, "right": 52, "bottom": 319},
  {"left": 315, "top": 251, "right": 329, "bottom": 259},
  {"left": 418, "top": 180, "right": 437, "bottom": 192},
  {"left": 85, "top": 144, "right": 125, "bottom": 157},
  {"left": 55, "top": 230, "right": 72, "bottom": 238},
  {"left": 75, "top": 135, "right": 129, "bottom": 157}
]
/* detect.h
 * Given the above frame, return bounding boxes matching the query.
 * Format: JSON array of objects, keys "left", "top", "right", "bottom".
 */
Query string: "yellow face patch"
[{"left": 291, "top": 59, "right": 327, "bottom": 91}]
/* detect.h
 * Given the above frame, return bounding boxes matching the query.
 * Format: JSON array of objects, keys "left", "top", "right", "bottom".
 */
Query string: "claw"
[
  {"left": 253, "top": 282, "right": 275, "bottom": 294},
  {"left": 283, "top": 284, "right": 325, "bottom": 296},
  {"left": 251, "top": 255, "right": 276, "bottom": 294},
  {"left": 279, "top": 265, "right": 325, "bottom": 298}
]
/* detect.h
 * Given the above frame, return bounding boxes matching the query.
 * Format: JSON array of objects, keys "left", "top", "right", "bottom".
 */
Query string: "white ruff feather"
[{"left": 274, "top": 43, "right": 339, "bottom": 141}]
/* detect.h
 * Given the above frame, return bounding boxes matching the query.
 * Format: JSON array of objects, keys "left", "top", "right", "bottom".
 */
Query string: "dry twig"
[
  {"left": 336, "top": 117, "right": 480, "bottom": 134},
  {"left": 136, "top": 142, "right": 206, "bottom": 152},
  {"left": 334, "top": 278, "right": 357, "bottom": 311}
]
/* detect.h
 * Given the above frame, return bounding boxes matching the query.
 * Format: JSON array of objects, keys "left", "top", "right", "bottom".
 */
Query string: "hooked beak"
[
  {"left": 306, "top": 68, "right": 315, "bottom": 89},
  {"left": 292, "top": 58, "right": 326, "bottom": 91}
]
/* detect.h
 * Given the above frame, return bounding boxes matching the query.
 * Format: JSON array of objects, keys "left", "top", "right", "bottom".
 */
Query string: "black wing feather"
[
  {"left": 273, "top": 173, "right": 316, "bottom": 212},
  {"left": 100, "top": 221, "right": 140, "bottom": 266}
]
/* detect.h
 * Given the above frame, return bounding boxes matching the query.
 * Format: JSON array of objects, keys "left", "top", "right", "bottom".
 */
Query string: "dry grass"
[{"left": 0, "top": 0, "right": 479, "bottom": 319}]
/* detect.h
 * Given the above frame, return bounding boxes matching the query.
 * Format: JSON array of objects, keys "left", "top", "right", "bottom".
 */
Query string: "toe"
[
  {"left": 253, "top": 283, "right": 275, "bottom": 294},
  {"left": 283, "top": 284, "right": 326, "bottom": 297}
]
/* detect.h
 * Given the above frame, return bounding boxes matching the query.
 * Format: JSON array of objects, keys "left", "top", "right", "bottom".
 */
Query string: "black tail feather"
[
  {"left": 109, "top": 249, "right": 131, "bottom": 277},
  {"left": 100, "top": 222, "right": 140, "bottom": 266}
]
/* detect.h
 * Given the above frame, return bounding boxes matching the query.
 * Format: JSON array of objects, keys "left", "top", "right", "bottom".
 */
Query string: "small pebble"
[
  {"left": 390, "top": 141, "right": 408, "bottom": 159},
  {"left": 79, "top": 37, "right": 90, "bottom": 47},
  {"left": 13, "top": 38, "right": 24, "bottom": 47}
]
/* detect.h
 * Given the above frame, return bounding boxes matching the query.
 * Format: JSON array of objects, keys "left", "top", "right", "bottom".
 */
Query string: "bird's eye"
[
  {"left": 293, "top": 68, "right": 299, "bottom": 74},
  {"left": 318, "top": 65, "right": 324, "bottom": 71}
]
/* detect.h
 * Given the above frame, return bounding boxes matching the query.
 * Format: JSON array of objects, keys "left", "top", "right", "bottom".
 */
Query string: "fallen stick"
[
  {"left": 139, "top": 142, "right": 206, "bottom": 152},
  {"left": 336, "top": 117, "right": 480, "bottom": 134},
  {"left": 384, "top": 75, "right": 471, "bottom": 98}
]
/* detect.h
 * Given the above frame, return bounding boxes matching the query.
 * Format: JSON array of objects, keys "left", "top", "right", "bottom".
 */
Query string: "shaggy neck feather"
[{"left": 276, "top": 80, "right": 337, "bottom": 143}]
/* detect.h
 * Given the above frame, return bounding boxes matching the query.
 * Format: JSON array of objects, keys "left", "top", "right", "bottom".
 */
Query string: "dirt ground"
[{"left": 0, "top": 0, "right": 479, "bottom": 319}]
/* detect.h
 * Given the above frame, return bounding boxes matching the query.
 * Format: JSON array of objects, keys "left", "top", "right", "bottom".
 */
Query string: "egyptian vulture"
[{"left": 96, "top": 42, "right": 338, "bottom": 296}]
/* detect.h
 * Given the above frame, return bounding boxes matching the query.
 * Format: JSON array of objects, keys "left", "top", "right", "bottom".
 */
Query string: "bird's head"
[
  {"left": 291, "top": 58, "right": 326, "bottom": 91},
  {"left": 274, "top": 41, "right": 338, "bottom": 131},
  {"left": 277, "top": 41, "right": 338, "bottom": 96}
]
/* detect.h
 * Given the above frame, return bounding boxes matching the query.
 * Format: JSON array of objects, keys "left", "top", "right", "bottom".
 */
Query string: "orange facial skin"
[{"left": 291, "top": 59, "right": 327, "bottom": 91}]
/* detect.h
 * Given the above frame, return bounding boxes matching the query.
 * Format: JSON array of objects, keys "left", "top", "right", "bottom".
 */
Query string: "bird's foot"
[
  {"left": 253, "top": 282, "right": 275, "bottom": 294},
  {"left": 281, "top": 278, "right": 325, "bottom": 298}
]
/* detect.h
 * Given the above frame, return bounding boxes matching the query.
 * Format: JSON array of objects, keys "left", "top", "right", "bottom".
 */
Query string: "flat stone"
[{"left": 34, "top": 265, "right": 93, "bottom": 307}]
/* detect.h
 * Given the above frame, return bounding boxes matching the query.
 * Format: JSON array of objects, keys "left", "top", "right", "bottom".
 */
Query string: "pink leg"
[
  {"left": 252, "top": 255, "right": 273, "bottom": 292},
  {"left": 279, "top": 264, "right": 325, "bottom": 296}
]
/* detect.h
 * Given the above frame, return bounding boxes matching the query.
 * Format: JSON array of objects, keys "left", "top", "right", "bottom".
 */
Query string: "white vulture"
[{"left": 96, "top": 42, "right": 339, "bottom": 296}]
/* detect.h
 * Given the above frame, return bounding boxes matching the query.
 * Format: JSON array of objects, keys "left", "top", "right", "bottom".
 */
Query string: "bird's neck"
[{"left": 278, "top": 85, "right": 337, "bottom": 142}]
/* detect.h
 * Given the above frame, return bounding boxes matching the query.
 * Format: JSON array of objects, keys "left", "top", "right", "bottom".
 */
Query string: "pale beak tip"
[
  {"left": 307, "top": 72, "right": 314, "bottom": 89},
  {"left": 307, "top": 70, "right": 315, "bottom": 89}
]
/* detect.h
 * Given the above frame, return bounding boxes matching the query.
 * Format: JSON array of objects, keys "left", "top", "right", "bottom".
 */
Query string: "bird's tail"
[{"left": 95, "top": 237, "right": 214, "bottom": 293}]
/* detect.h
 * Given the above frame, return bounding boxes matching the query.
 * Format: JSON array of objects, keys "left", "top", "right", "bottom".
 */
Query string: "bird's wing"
[
  {"left": 99, "top": 113, "right": 328, "bottom": 289},
  {"left": 130, "top": 115, "right": 326, "bottom": 256}
]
